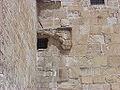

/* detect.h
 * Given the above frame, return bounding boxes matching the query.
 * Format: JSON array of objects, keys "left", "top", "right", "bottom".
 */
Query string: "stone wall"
[
  {"left": 0, "top": 0, "right": 37, "bottom": 90},
  {"left": 37, "top": 0, "right": 120, "bottom": 90}
]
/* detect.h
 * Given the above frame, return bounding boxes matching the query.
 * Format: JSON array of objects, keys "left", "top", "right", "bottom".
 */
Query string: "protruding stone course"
[{"left": 38, "top": 27, "right": 72, "bottom": 50}]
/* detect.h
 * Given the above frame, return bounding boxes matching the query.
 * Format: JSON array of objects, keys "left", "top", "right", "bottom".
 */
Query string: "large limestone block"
[
  {"left": 105, "top": 75, "right": 118, "bottom": 83},
  {"left": 80, "top": 67, "right": 93, "bottom": 76},
  {"left": 39, "top": 10, "right": 53, "bottom": 19},
  {"left": 101, "top": 67, "right": 117, "bottom": 77},
  {"left": 79, "top": 25, "right": 90, "bottom": 35},
  {"left": 107, "top": 17, "right": 118, "bottom": 25},
  {"left": 112, "top": 24, "right": 120, "bottom": 34},
  {"left": 72, "top": 45, "right": 87, "bottom": 56},
  {"left": 57, "top": 68, "right": 69, "bottom": 83},
  {"left": 60, "top": 19, "right": 70, "bottom": 27},
  {"left": 94, "top": 67, "right": 102, "bottom": 76},
  {"left": 88, "top": 35, "right": 105, "bottom": 44},
  {"left": 107, "top": 44, "right": 120, "bottom": 55},
  {"left": 87, "top": 43, "right": 102, "bottom": 57},
  {"left": 68, "top": 67, "right": 80, "bottom": 79},
  {"left": 75, "top": 34, "right": 89, "bottom": 45},
  {"left": 111, "top": 34, "right": 120, "bottom": 43},
  {"left": 93, "top": 56, "right": 107, "bottom": 67},
  {"left": 111, "top": 83, "right": 120, "bottom": 90},
  {"left": 89, "top": 84, "right": 110, "bottom": 90},
  {"left": 54, "top": 8, "right": 67, "bottom": 19},
  {"left": 93, "top": 76, "right": 105, "bottom": 84},
  {"left": 81, "top": 76, "right": 93, "bottom": 84},
  {"left": 101, "top": 25, "right": 112, "bottom": 34},
  {"left": 90, "top": 25, "right": 101, "bottom": 35},
  {"left": 39, "top": 19, "right": 53, "bottom": 29},
  {"left": 69, "top": 18, "right": 84, "bottom": 25}
]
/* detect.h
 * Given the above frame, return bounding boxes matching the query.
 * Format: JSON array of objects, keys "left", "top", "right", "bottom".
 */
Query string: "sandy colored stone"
[
  {"left": 93, "top": 56, "right": 107, "bottom": 67},
  {"left": 81, "top": 76, "right": 93, "bottom": 84}
]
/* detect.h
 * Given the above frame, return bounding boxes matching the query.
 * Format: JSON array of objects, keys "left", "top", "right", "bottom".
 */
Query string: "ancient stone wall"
[
  {"left": 0, "top": 0, "right": 37, "bottom": 90},
  {"left": 37, "top": 0, "right": 120, "bottom": 90}
]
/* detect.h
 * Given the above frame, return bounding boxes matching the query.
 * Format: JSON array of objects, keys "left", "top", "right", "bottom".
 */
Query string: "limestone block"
[
  {"left": 93, "top": 76, "right": 105, "bottom": 84},
  {"left": 37, "top": 57, "right": 45, "bottom": 67},
  {"left": 104, "top": 34, "right": 112, "bottom": 44},
  {"left": 93, "top": 56, "right": 107, "bottom": 67},
  {"left": 107, "top": 17, "right": 118, "bottom": 25},
  {"left": 58, "top": 88, "right": 74, "bottom": 90},
  {"left": 101, "top": 25, "right": 112, "bottom": 34},
  {"left": 69, "top": 18, "right": 84, "bottom": 25},
  {"left": 72, "top": 45, "right": 87, "bottom": 56},
  {"left": 90, "top": 25, "right": 101, "bottom": 35},
  {"left": 61, "top": 0, "right": 74, "bottom": 6},
  {"left": 72, "top": 25, "right": 81, "bottom": 45},
  {"left": 111, "top": 83, "right": 120, "bottom": 90},
  {"left": 39, "top": 10, "right": 53, "bottom": 19},
  {"left": 108, "top": 44, "right": 120, "bottom": 55},
  {"left": 111, "top": 34, "right": 120, "bottom": 43},
  {"left": 75, "top": 35, "right": 88, "bottom": 45},
  {"left": 94, "top": 68, "right": 102, "bottom": 76},
  {"left": 58, "top": 57, "right": 66, "bottom": 67},
  {"left": 57, "top": 68, "right": 69, "bottom": 83},
  {"left": 61, "top": 40, "right": 72, "bottom": 50},
  {"left": 67, "top": 5, "right": 80, "bottom": 11},
  {"left": 107, "top": 0, "right": 119, "bottom": 7},
  {"left": 80, "top": 67, "right": 93, "bottom": 76},
  {"left": 40, "top": 76, "right": 53, "bottom": 83},
  {"left": 54, "top": 8, "right": 67, "bottom": 19},
  {"left": 54, "top": 18, "right": 61, "bottom": 28},
  {"left": 105, "top": 75, "right": 118, "bottom": 83},
  {"left": 108, "top": 55, "right": 120, "bottom": 67},
  {"left": 81, "top": 10, "right": 91, "bottom": 18},
  {"left": 79, "top": 25, "right": 90, "bottom": 35},
  {"left": 88, "top": 35, "right": 105, "bottom": 44},
  {"left": 49, "top": 82, "right": 57, "bottom": 88},
  {"left": 43, "top": 71, "right": 53, "bottom": 77},
  {"left": 60, "top": 19, "right": 70, "bottom": 27},
  {"left": 87, "top": 43, "right": 102, "bottom": 56},
  {"left": 102, "top": 67, "right": 117, "bottom": 75},
  {"left": 68, "top": 67, "right": 80, "bottom": 79},
  {"left": 40, "top": 19, "right": 53, "bottom": 29},
  {"left": 81, "top": 76, "right": 93, "bottom": 84},
  {"left": 68, "top": 9, "right": 81, "bottom": 18},
  {"left": 97, "top": 16, "right": 107, "bottom": 25},
  {"left": 89, "top": 84, "right": 110, "bottom": 90},
  {"left": 89, "top": 17, "right": 97, "bottom": 25},
  {"left": 112, "top": 24, "right": 120, "bottom": 34}
]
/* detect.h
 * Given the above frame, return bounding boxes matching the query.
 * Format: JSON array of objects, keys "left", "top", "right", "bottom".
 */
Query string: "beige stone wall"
[
  {"left": 37, "top": 0, "right": 120, "bottom": 90},
  {"left": 0, "top": 0, "right": 37, "bottom": 90}
]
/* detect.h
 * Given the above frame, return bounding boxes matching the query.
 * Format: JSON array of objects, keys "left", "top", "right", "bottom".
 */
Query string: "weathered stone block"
[
  {"left": 57, "top": 68, "right": 69, "bottom": 83},
  {"left": 93, "top": 76, "right": 105, "bottom": 84},
  {"left": 107, "top": 44, "right": 120, "bottom": 55},
  {"left": 81, "top": 76, "right": 93, "bottom": 84},
  {"left": 108, "top": 55, "right": 120, "bottom": 66},
  {"left": 111, "top": 83, "right": 120, "bottom": 90},
  {"left": 93, "top": 56, "right": 107, "bottom": 67},
  {"left": 72, "top": 45, "right": 87, "bottom": 56}
]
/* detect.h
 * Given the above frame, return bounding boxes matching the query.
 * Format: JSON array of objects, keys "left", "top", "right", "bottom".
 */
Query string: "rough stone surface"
[
  {"left": 1, "top": 0, "right": 120, "bottom": 90},
  {"left": 0, "top": 0, "right": 37, "bottom": 89}
]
